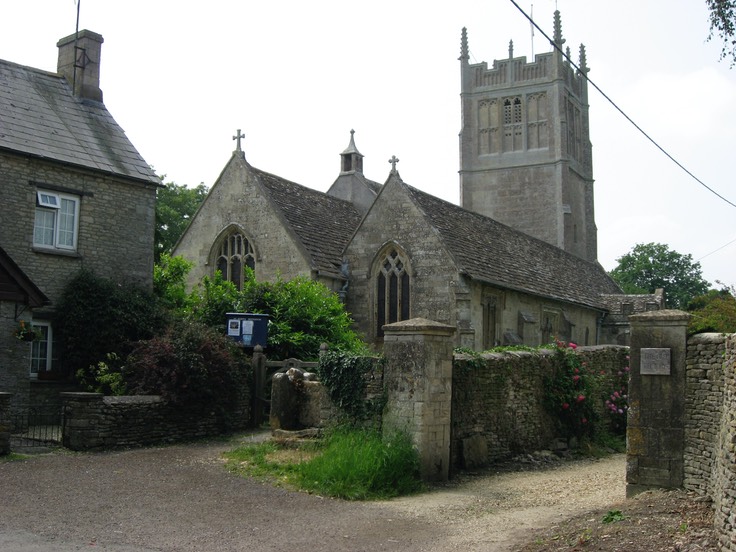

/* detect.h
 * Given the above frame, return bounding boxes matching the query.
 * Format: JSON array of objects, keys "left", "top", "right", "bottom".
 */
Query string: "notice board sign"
[{"left": 640, "top": 348, "right": 671, "bottom": 375}]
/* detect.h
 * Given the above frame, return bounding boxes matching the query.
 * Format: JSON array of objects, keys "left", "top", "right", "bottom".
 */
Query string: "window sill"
[{"left": 32, "top": 246, "right": 81, "bottom": 259}]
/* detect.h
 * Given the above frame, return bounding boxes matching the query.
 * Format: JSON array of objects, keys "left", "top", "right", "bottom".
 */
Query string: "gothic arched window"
[
  {"left": 376, "top": 247, "right": 410, "bottom": 337},
  {"left": 214, "top": 230, "right": 255, "bottom": 290}
]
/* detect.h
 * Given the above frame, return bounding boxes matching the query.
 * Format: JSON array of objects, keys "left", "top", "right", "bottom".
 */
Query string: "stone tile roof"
[
  {"left": 404, "top": 182, "right": 622, "bottom": 309},
  {"left": 254, "top": 168, "right": 362, "bottom": 277},
  {"left": 0, "top": 59, "right": 159, "bottom": 185}
]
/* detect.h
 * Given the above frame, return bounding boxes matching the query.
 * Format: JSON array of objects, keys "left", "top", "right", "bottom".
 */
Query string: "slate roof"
[
  {"left": 254, "top": 168, "right": 363, "bottom": 277},
  {"left": 0, "top": 59, "right": 159, "bottom": 185},
  {"left": 403, "top": 182, "right": 622, "bottom": 310}
]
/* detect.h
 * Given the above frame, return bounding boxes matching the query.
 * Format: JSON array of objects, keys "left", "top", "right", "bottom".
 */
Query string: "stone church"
[{"left": 174, "top": 11, "right": 659, "bottom": 349}]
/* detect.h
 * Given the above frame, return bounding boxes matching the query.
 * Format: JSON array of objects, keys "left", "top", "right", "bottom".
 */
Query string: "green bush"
[
  {"left": 296, "top": 428, "right": 422, "bottom": 500},
  {"left": 238, "top": 275, "right": 365, "bottom": 360},
  {"left": 153, "top": 253, "right": 193, "bottom": 311},
  {"left": 542, "top": 341, "right": 601, "bottom": 441},
  {"left": 123, "top": 320, "right": 250, "bottom": 429},
  {"left": 185, "top": 271, "right": 241, "bottom": 331},
  {"left": 54, "top": 270, "right": 167, "bottom": 385}
]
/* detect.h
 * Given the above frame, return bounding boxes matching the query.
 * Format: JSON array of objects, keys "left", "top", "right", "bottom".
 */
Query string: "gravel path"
[{"left": 1, "top": 435, "right": 625, "bottom": 551}]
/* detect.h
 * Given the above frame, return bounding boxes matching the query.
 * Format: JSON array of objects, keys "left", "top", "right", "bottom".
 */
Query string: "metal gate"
[{"left": 1, "top": 407, "right": 64, "bottom": 450}]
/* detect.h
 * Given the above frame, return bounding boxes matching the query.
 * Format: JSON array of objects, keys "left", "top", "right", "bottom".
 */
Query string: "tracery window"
[
  {"left": 376, "top": 247, "right": 410, "bottom": 337},
  {"left": 214, "top": 230, "right": 255, "bottom": 290}
]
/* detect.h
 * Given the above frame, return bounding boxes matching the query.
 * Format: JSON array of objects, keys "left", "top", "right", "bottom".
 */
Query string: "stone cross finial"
[
  {"left": 388, "top": 155, "right": 400, "bottom": 172},
  {"left": 233, "top": 129, "right": 245, "bottom": 152}
]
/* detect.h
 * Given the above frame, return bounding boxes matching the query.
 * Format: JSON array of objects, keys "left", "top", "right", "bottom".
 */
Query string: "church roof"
[
  {"left": 403, "top": 182, "right": 621, "bottom": 310},
  {"left": 254, "top": 168, "right": 363, "bottom": 277},
  {"left": 0, "top": 59, "right": 159, "bottom": 185}
]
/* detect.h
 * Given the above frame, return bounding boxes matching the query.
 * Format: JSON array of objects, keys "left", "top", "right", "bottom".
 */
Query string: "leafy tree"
[
  {"left": 706, "top": 0, "right": 736, "bottom": 66},
  {"left": 155, "top": 181, "right": 208, "bottom": 261},
  {"left": 54, "top": 270, "right": 167, "bottom": 386},
  {"left": 609, "top": 242, "right": 710, "bottom": 309},
  {"left": 153, "top": 253, "right": 194, "bottom": 311},
  {"left": 237, "top": 275, "right": 366, "bottom": 360},
  {"left": 687, "top": 285, "right": 736, "bottom": 334}
]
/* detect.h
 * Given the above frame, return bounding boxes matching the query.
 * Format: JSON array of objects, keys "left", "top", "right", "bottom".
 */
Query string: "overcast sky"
[{"left": 3, "top": 0, "right": 735, "bottom": 288}]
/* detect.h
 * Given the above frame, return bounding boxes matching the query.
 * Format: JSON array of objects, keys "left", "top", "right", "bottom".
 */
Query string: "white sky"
[{"left": 3, "top": 0, "right": 735, "bottom": 288}]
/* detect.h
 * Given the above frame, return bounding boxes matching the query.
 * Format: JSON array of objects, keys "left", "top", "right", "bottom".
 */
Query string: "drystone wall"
[
  {"left": 452, "top": 345, "right": 629, "bottom": 468},
  {"left": 684, "top": 333, "right": 736, "bottom": 551},
  {"left": 61, "top": 393, "right": 250, "bottom": 451},
  {"left": 270, "top": 343, "right": 629, "bottom": 474}
]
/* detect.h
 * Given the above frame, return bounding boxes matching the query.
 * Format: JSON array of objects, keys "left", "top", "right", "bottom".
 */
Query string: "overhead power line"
[{"left": 508, "top": 0, "right": 736, "bottom": 210}]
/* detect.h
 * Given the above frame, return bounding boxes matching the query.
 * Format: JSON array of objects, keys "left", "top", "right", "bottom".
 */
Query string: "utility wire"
[
  {"left": 697, "top": 235, "right": 736, "bottom": 261},
  {"left": 508, "top": 0, "right": 736, "bottom": 210}
]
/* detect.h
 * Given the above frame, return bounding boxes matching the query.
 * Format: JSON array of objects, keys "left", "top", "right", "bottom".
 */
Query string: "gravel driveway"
[{"left": 1, "top": 433, "right": 625, "bottom": 551}]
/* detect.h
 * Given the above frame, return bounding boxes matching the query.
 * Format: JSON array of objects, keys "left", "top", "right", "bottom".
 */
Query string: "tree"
[
  {"left": 155, "top": 181, "right": 208, "bottom": 261},
  {"left": 706, "top": 0, "right": 736, "bottom": 66},
  {"left": 687, "top": 284, "right": 736, "bottom": 334},
  {"left": 608, "top": 242, "right": 710, "bottom": 309}
]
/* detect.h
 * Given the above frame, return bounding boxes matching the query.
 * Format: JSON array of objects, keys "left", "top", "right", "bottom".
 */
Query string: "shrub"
[
  {"left": 543, "top": 341, "right": 600, "bottom": 441},
  {"left": 124, "top": 320, "right": 250, "bottom": 429},
  {"left": 54, "top": 270, "right": 167, "bottom": 385},
  {"left": 185, "top": 271, "right": 241, "bottom": 331},
  {"left": 82, "top": 353, "right": 127, "bottom": 395},
  {"left": 238, "top": 275, "right": 365, "bottom": 360}
]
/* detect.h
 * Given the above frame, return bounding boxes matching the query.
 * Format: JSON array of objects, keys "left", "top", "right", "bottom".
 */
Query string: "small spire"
[
  {"left": 459, "top": 27, "right": 469, "bottom": 61},
  {"left": 565, "top": 46, "right": 571, "bottom": 64},
  {"left": 553, "top": 10, "right": 565, "bottom": 48},
  {"left": 508, "top": 39, "right": 514, "bottom": 59},
  {"left": 578, "top": 43, "right": 590, "bottom": 74},
  {"left": 340, "top": 129, "right": 364, "bottom": 174}
]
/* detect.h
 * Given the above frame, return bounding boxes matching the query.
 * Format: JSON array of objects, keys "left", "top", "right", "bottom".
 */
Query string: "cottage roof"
[
  {"left": 0, "top": 59, "right": 159, "bottom": 185},
  {"left": 403, "top": 182, "right": 621, "bottom": 309},
  {"left": 254, "top": 168, "right": 363, "bottom": 277}
]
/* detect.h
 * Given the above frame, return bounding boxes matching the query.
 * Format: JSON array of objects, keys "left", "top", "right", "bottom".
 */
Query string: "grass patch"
[
  {"left": 0, "top": 452, "right": 29, "bottom": 462},
  {"left": 224, "top": 427, "right": 423, "bottom": 500}
]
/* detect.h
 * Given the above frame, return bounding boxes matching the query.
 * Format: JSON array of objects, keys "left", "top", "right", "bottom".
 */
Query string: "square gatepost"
[
  {"left": 382, "top": 318, "right": 456, "bottom": 482},
  {"left": 626, "top": 310, "right": 689, "bottom": 497}
]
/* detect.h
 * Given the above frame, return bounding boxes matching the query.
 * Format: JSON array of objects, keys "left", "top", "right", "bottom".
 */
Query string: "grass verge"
[{"left": 224, "top": 427, "right": 423, "bottom": 500}]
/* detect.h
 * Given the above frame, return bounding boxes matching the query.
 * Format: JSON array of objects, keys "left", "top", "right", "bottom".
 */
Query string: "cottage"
[{"left": 0, "top": 30, "right": 160, "bottom": 417}]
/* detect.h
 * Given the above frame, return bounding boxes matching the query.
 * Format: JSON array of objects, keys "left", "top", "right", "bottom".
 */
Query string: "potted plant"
[{"left": 14, "top": 320, "right": 41, "bottom": 342}]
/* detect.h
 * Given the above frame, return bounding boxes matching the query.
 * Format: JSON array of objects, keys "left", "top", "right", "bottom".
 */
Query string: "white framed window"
[
  {"left": 30, "top": 322, "right": 52, "bottom": 377},
  {"left": 33, "top": 190, "right": 80, "bottom": 250}
]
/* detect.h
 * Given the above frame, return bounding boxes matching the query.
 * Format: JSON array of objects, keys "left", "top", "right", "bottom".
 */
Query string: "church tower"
[{"left": 459, "top": 11, "right": 597, "bottom": 262}]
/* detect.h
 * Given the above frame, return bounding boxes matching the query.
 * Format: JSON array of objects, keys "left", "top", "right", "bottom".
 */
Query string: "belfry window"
[
  {"left": 376, "top": 248, "right": 410, "bottom": 336},
  {"left": 215, "top": 231, "right": 255, "bottom": 290}
]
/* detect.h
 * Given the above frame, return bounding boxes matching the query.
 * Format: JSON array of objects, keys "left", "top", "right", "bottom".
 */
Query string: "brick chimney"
[{"left": 57, "top": 30, "right": 104, "bottom": 102}]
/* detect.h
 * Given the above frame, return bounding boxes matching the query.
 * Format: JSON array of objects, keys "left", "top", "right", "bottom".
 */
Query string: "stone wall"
[
  {"left": 452, "top": 345, "right": 629, "bottom": 468},
  {"left": 61, "top": 393, "right": 250, "bottom": 451},
  {"left": 683, "top": 333, "right": 736, "bottom": 551}
]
